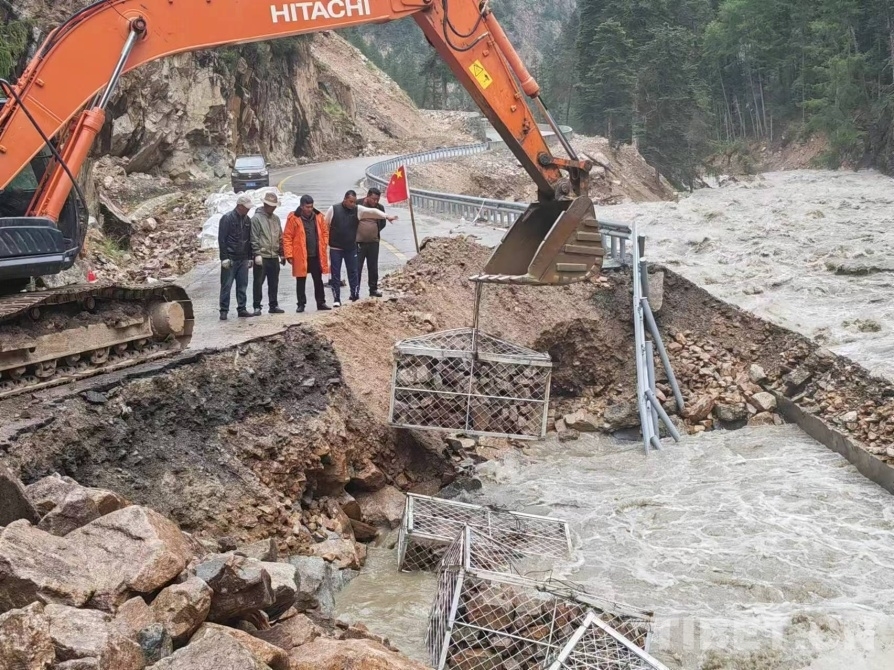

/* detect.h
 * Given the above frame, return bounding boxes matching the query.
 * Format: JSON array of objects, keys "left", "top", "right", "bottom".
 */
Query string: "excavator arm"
[{"left": 0, "top": 0, "right": 603, "bottom": 286}]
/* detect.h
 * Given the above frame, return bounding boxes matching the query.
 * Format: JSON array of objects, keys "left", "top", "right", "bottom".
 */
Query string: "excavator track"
[{"left": 0, "top": 282, "right": 194, "bottom": 399}]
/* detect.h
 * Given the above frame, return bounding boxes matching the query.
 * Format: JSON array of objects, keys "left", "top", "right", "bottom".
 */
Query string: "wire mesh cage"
[
  {"left": 389, "top": 328, "right": 552, "bottom": 439},
  {"left": 547, "top": 612, "right": 670, "bottom": 670},
  {"left": 397, "top": 493, "right": 572, "bottom": 572},
  {"left": 426, "top": 527, "right": 654, "bottom": 670}
]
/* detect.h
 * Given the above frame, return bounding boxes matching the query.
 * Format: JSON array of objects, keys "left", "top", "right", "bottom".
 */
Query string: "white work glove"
[
  {"left": 254, "top": 255, "right": 263, "bottom": 266},
  {"left": 221, "top": 259, "right": 232, "bottom": 269}
]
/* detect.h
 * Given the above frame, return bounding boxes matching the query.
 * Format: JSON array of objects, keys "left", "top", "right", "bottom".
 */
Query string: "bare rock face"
[
  {"left": 354, "top": 486, "right": 406, "bottom": 530},
  {"left": 289, "top": 638, "right": 428, "bottom": 670},
  {"left": 0, "top": 521, "right": 95, "bottom": 612},
  {"left": 192, "top": 623, "right": 290, "bottom": 670},
  {"left": 148, "top": 624, "right": 270, "bottom": 670},
  {"left": 0, "top": 464, "right": 40, "bottom": 527},
  {"left": 150, "top": 576, "right": 213, "bottom": 643},
  {"left": 192, "top": 553, "right": 274, "bottom": 623},
  {"left": 45, "top": 604, "right": 145, "bottom": 670},
  {"left": 0, "top": 602, "right": 54, "bottom": 670},
  {"left": 67, "top": 506, "right": 196, "bottom": 610}
]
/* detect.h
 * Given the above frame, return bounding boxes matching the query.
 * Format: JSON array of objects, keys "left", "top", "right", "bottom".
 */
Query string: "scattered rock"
[
  {"left": 337, "top": 492, "right": 362, "bottom": 521},
  {"left": 83, "top": 391, "right": 108, "bottom": 405},
  {"left": 751, "top": 392, "right": 777, "bottom": 413},
  {"left": 288, "top": 556, "right": 344, "bottom": 614},
  {"left": 237, "top": 538, "right": 278, "bottom": 563},
  {"left": 0, "top": 464, "right": 40, "bottom": 527},
  {"left": 713, "top": 403, "right": 748, "bottom": 426},
  {"left": 193, "top": 553, "right": 274, "bottom": 623},
  {"left": 252, "top": 613, "right": 322, "bottom": 651},
  {"left": 748, "top": 364, "right": 767, "bottom": 385},
  {"left": 685, "top": 395, "right": 715, "bottom": 422},
  {"left": 138, "top": 623, "right": 173, "bottom": 665},
  {"left": 783, "top": 367, "right": 812, "bottom": 397},
  {"left": 150, "top": 576, "right": 213, "bottom": 643},
  {"left": 349, "top": 461, "right": 387, "bottom": 492},
  {"left": 148, "top": 623, "right": 269, "bottom": 669},
  {"left": 0, "top": 602, "right": 54, "bottom": 670},
  {"left": 748, "top": 412, "right": 777, "bottom": 427},
  {"left": 260, "top": 562, "right": 298, "bottom": 621},
  {"left": 310, "top": 539, "right": 365, "bottom": 570},
  {"left": 564, "top": 409, "right": 600, "bottom": 432},
  {"left": 446, "top": 436, "right": 476, "bottom": 451},
  {"left": 349, "top": 518, "right": 379, "bottom": 543},
  {"left": 45, "top": 604, "right": 144, "bottom": 670},
  {"left": 557, "top": 429, "right": 580, "bottom": 442},
  {"left": 192, "top": 623, "right": 290, "bottom": 670},
  {"left": 449, "top": 647, "right": 502, "bottom": 670},
  {"left": 289, "top": 638, "right": 428, "bottom": 670},
  {"left": 602, "top": 403, "right": 640, "bottom": 431},
  {"left": 113, "top": 597, "right": 154, "bottom": 638},
  {"left": 354, "top": 486, "right": 406, "bottom": 529},
  {"left": 840, "top": 411, "right": 859, "bottom": 423}
]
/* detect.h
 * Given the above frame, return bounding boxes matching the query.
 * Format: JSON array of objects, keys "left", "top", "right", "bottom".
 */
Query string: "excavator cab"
[
  {"left": 474, "top": 195, "right": 604, "bottom": 285},
  {"left": 0, "top": 96, "right": 84, "bottom": 290}
]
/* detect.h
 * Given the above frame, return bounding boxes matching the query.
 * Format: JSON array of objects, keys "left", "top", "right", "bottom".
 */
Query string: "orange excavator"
[{"left": 0, "top": 0, "right": 603, "bottom": 396}]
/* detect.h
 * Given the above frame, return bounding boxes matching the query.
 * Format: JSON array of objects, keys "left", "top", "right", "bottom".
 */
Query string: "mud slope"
[{"left": 2, "top": 327, "right": 449, "bottom": 551}]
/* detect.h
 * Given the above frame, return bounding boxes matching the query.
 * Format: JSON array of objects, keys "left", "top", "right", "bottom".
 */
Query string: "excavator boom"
[{"left": 0, "top": 0, "right": 604, "bottom": 397}]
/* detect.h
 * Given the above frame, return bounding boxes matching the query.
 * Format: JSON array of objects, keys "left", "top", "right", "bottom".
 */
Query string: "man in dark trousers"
[
  {"left": 324, "top": 190, "right": 394, "bottom": 306},
  {"left": 357, "top": 187, "right": 387, "bottom": 298},
  {"left": 283, "top": 195, "right": 331, "bottom": 313},
  {"left": 251, "top": 191, "right": 285, "bottom": 315},
  {"left": 217, "top": 194, "right": 255, "bottom": 320}
]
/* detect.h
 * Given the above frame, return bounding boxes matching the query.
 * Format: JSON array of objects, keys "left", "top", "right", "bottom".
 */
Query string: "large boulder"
[
  {"left": 148, "top": 624, "right": 270, "bottom": 669},
  {"left": 0, "top": 463, "right": 40, "bottom": 527},
  {"left": 260, "top": 562, "right": 298, "bottom": 621},
  {"left": 193, "top": 553, "right": 274, "bottom": 623},
  {"left": 237, "top": 539, "right": 278, "bottom": 563},
  {"left": 38, "top": 488, "right": 104, "bottom": 537},
  {"left": 0, "top": 521, "right": 95, "bottom": 612},
  {"left": 0, "top": 602, "right": 54, "bottom": 670},
  {"left": 45, "top": 604, "right": 145, "bottom": 670},
  {"left": 67, "top": 506, "right": 197, "bottom": 610},
  {"left": 348, "top": 461, "right": 386, "bottom": 492},
  {"left": 113, "top": 597, "right": 155, "bottom": 638},
  {"left": 354, "top": 486, "right": 406, "bottom": 530},
  {"left": 192, "top": 623, "right": 290, "bottom": 670},
  {"left": 289, "top": 638, "right": 428, "bottom": 670},
  {"left": 150, "top": 575, "right": 212, "bottom": 643}
]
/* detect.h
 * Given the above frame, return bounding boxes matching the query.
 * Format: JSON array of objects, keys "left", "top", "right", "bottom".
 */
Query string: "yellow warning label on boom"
[{"left": 469, "top": 60, "right": 494, "bottom": 89}]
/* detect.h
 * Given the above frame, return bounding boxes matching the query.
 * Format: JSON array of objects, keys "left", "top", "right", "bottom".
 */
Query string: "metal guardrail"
[{"left": 365, "top": 125, "right": 572, "bottom": 228}]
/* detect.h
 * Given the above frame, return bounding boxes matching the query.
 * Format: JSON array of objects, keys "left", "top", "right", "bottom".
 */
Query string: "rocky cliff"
[{"left": 3, "top": 2, "right": 472, "bottom": 182}]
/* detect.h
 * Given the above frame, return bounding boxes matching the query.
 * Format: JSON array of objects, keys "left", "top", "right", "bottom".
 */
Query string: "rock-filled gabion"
[{"left": 389, "top": 328, "right": 552, "bottom": 439}]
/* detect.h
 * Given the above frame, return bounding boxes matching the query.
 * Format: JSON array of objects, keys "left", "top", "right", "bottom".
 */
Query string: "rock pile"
[{"left": 0, "top": 471, "right": 422, "bottom": 670}]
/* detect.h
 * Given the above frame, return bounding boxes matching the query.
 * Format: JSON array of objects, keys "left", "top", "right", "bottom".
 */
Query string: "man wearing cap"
[
  {"left": 217, "top": 194, "right": 255, "bottom": 320},
  {"left": 251, "top": 191, "right": 285, "bottom": 315},
  {"left": 283, "top": 195, "right": 332, "bottom": 313}
]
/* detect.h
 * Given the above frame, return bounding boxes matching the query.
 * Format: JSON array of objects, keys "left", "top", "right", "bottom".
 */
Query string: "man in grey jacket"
[{"left": 251, "top": 191, "right": 285, "bottom": 315}]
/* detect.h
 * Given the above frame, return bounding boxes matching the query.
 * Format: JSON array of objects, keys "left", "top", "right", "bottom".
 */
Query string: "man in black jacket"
[{"left": 218, "top": 195, "right": 256, "bottom": 320}]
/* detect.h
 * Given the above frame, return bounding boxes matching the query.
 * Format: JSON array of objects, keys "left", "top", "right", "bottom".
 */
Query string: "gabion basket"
[
  {"left": 548, "top": 612, "right": 669, "bottom": 670},
  {"left": 426, "top": 527, "right": 654, "bottom": 670},
  {"left": 397, "top": 493, "right": 572, "bottom": 573},
  {"left": 389, "top": 328, "right": 552, "bottom": 440}
]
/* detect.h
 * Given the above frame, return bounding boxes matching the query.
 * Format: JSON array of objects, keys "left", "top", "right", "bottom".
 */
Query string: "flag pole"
[{"left": 404, "top": 167, "right": 420, "bottom": 253}]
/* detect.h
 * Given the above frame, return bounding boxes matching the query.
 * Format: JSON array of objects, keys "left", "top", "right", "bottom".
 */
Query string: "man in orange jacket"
[{"left": 283, "top": 195, "right": 332, "bottom": 313}]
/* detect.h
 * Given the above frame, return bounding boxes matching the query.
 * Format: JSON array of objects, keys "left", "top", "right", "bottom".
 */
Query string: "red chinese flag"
[{"left": 385, "top": 165, "right": 409, "bottom": 204}]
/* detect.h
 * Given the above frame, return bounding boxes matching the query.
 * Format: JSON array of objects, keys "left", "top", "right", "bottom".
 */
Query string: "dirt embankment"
[{"left": 408, "top": 135, "right": 677, "bottom": 205}]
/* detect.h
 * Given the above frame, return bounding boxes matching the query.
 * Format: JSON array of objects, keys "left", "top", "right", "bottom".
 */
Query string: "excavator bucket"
[{"left": 473, "top": 196, "right": 604, "bottom": 285}]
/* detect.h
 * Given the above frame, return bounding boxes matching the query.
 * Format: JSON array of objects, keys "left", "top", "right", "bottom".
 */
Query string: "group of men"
[{"left": 218, "top": 187, "right": 396, "bottom": 319}]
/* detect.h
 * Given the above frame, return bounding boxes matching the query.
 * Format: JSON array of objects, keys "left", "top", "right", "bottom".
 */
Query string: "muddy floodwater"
[
  {"left": 335, "top": 427, "right": 894, "bottom": 668},
  {"left": 603, "top": 170, "right": 894, "bottom": 381}
]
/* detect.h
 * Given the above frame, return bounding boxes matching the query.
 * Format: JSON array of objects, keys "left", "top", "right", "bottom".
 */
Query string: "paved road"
[{"left": 178, "top": 155, "right": 506, "bottom": 351}]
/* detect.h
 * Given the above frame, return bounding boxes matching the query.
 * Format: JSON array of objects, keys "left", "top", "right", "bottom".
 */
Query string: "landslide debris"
[
  {"left": 2, "top": 327, "right": 450, "bottom": 556},
  {"left": 408, "top": 135, "right": 676, "bottom": 205},
  {"left": 0, "top": 469, "right": 422, "bottom": 669}
]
